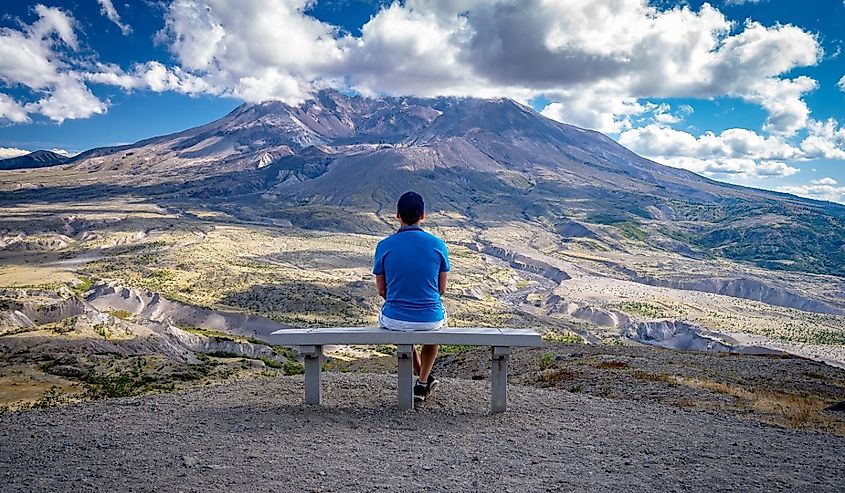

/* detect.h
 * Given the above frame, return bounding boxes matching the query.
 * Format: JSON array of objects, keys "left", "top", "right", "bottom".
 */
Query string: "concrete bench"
[{"left": 262, "top": 327, "right": 541, "bottom": 413}]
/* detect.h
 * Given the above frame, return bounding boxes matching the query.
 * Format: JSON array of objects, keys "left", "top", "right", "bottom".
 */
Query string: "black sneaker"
[{"left": 413, "top": 375, "right": 439, "bottom": 402}]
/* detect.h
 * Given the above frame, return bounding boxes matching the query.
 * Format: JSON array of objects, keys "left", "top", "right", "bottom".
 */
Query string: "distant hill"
[
  {"left": 46, "top": 90, "right": 845, "bottom": 277},
  {"left": 0, "top": 150, "right": 69, "bottom": 170}
]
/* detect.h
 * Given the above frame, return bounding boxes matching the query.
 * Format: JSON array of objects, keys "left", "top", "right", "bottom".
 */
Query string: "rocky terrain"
[
  {"left": 1, "top": 90, "right": 844, "bottom": 419},
  {"left": 1, "top": 367, "right": 844, "bottom": 492}
]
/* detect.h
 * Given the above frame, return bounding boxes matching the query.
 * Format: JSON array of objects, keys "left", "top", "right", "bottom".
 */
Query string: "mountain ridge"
[
  {"left": 15, "top": 89, "right": 845, "bottom": 277},
  {"left": 0, "top": 150, "right": 69, "bottom": 170}
]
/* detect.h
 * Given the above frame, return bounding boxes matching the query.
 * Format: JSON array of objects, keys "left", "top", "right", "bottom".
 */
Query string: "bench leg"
[
  {"left": 491, "top": 346, "right": 510, "bottom": 413},
  {"left": 301, "top": 345, "right": 323, "bottom": 405},
  {"left": 396, "top": 344, "right": 414, "bottom": 411}
]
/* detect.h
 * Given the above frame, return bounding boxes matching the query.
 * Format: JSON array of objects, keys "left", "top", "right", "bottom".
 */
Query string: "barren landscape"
[
  {"left": 1, "top": 92, "right": 844, "bottom": 445},
  {"left": 2, "top": 367, "right": 844, "bottom": 492}
]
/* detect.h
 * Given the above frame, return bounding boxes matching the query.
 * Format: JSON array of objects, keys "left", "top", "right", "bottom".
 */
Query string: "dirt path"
[{"left": 1, "top": 373, "right": 843, "bottom": 492}]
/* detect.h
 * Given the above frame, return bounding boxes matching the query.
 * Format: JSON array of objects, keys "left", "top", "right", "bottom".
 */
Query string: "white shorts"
[{"left": 379, "top": 309, "right": 447, "bottom": 332}]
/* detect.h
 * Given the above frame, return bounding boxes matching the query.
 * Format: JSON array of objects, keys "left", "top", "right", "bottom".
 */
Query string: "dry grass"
[
  {"left": 537, "top": 368, "right": 581, "bottom": 384},
  {"left": 630, "top": 370, "right": 674, "bottom": 383},
  {"left": 675, "top": 376, "right": 845, "bottom": 435}
]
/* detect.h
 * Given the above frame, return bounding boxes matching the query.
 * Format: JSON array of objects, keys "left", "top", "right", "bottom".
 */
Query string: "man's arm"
[
  {"left": 438, "top": 271, "right": 447, "bottom": 296},
  {"left": 375, "top": 274, "right": 387, "bottom": 299}
]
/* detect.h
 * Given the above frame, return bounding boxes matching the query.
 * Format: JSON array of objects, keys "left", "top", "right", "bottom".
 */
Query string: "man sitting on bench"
[{"left": 373, "top": 191, "right": 450, "bottom": 402}]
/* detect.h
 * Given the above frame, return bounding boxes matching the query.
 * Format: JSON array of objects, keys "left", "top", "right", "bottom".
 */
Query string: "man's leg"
[
  {"left": 418, "top": 344, "right": 439, "bottom": 383},
  {"left": 412, "top": 346, "right": 421, "bottom": 376}
]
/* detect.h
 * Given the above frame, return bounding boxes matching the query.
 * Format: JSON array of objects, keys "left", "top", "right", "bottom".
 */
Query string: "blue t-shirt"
[{"left": 372, "top": 226, "right": 450, "bottom": 323}]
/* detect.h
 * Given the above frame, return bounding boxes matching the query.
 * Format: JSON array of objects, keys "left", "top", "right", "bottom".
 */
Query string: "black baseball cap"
[{"left": 397, "top": 191, "right": 424, "bottom": 218}]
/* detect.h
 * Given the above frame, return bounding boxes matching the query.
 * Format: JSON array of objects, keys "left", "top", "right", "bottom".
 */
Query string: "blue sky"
[{"left": 0, "top": 1, "right": 844, "bottom": 202}]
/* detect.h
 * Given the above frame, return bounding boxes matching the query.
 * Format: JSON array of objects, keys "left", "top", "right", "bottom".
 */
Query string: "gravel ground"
[{"left": 2, "top": 373, "right": 844, "bottom": 492}]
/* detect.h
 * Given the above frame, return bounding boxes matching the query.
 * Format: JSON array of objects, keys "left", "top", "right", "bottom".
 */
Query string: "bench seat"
[{"left": 262, "top": 327, "right": 542, "bottom": 413}]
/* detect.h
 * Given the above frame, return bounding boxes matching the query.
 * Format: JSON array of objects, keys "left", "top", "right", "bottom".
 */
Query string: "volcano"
[{"left": 53, "top": 89, "right": 845, "bottom": 277}]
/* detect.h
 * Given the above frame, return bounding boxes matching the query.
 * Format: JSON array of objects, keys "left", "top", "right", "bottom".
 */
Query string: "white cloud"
[
  {"left": 742, "top": 76, "right": 817, "bottom": 136},
  {"left": 0, "top": 93, "right": 30, "bottom": 123},
  {"left": 0, "top": 5, "right": 106, "bottom": 122},
  {"left": 618, "top": 124, "right": 802, "bottom": 178},
  {"left": 619, "top": 117, "right": 845, "bottom": 179},
  {"left": 838, "top": 75, "right": 845, "bottom": 91},
  {"left": 148, "top": 0, "right": 821, "bottom": 135},
  {"left": 0, "top": 0, "right": 832, "bottom": 147},
  {"left": 540, "top": 87, "right": 649, "bottom": 134},
  {"left": 156, "top": 0, "right": 343, "bottom": 103},
  {"left": 778, "top": 178, "right": 845, "bottom": 203},
  {"left": 30, "top": 4, "right": 78, "bottom": 50},
  {"left": 48, "top": 148, "right": 76, "bottom": 157},
  {"left": 799, "top": 118, "right": 845, "bottom": 160},
  {"left": 811, "top": 177, "right": 837, "bottom": 186},
  {"left": 32, "top": 77, "right": 107, "bottom": 122},
  {"left": 0, "top": 147, "right": 30, "bottom": 159},
  {"left": 652, "top": 103, "right": 693, "bottom": 125},
  {"left": 97, "top": 0, "right": 132, "bottom": 36},
  {"left": 86, "top": 61, "right": 215, "bottom": 95}
]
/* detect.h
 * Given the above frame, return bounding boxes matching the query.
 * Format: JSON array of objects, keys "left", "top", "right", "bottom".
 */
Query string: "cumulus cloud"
[
  {"left": 618, "top": 124, "right": 802, "bottom": 178},
  {"left": 619, "top": 116, "right": 845, "bottom": 179},
  {"left": 0, "top": 4, "right": 106, "bottom": 122},
  {"left": 742, "top": 76, "right": 817, "bottom": 136},
  {"left": 148, "top": 0, "right": 821, "bottom": 135},
  {"left": 0, "top": 0, "right": 831, "bottom": 148},
  {"left": 838, "top": 75, "right": 845, "bottom": 91},
  {"left": 799, "top": 118, "right": 845, "bottom": 160},
  {"left": 97, "top": 0, "right": 132, "bottom": 35},
  {"left": 778, "top": 178, "right": 845, "bottom": 203},
  {"left": 48, "top": 148, "right": 76, "bottom": 157},
  {"left": 86, "top": 61, "right": 215, "bottom": 95},
  {"left": 156, "top": 0, "right": 343, "bottom": 103},
  {"left": 0, "top": 147, "right": 31, "bottom": 159},
  {"left": 0, "top": 94, "right": 30, "bottom": 123}
]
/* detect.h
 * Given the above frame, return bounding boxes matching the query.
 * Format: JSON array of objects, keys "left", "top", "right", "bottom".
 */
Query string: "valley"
[{"left": 1, "top": 91, "right": 844, "bottom": 422}]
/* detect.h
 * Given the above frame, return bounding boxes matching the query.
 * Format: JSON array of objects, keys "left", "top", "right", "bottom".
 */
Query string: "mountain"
[
  {"left": 0, "top": 150, "right": 69, "bottom": 170},
  {"left": 59, "top": 89, "right": 845, "bottom": 277}
]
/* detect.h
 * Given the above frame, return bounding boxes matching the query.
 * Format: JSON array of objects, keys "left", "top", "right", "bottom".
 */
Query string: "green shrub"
[
  {"left": 374, "top": 345, "right": 396, "bottom": 356},
  {"left": 283, "top": 361, "right": 304, "bottom": 376},
  {"left": 541, "top": 331, "right": 583, "bottom": 344},
  {"left": 537, "top": 351, "right": 556, "bottom": 370},
  {"left": 93, "top": 323, "right": 109, "bottom": 339},
  {"left": 71, "top": 277, "right": 93, "bottom": 297},
  {"left": 108, "top": 310, "right": 133, "bottom": 320},
  {"left": 206, "top": 351, "right": 240, "bottom": 359},
  {"left": 32, "top": 386, "right": 70, "bottom": 408},
  {"left": 439, "top": 344, "right": 474, "bottom": 355},
  {"left": 258, "top": 357, "right": 284, "bottom": 369},
  {"left": 51, "top": 317, "right": 77, "bottom": 334},
  {"left": 87, "top": 372, "right": 138, "bottom": 398}
]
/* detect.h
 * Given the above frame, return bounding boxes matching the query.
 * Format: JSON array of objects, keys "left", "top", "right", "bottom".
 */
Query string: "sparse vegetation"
[
  {"left": 616, "top": 301, "right": 668, "bottom": 319},
  {"left": 283, "top": 361, "right": 304, "bottom": 376},
  {"left": 537, "top": 351, "right": 556, "bottom": 370},
  {"left": 373, "top": 345, "right": 396, "bottom": 356},
  {"left": 541, "top": 331, "right": 584, "bottom": 344},
  {"left": 31, "top": 386, "right": 71, "bottom": 408},
  {"left": 439, "top": 345, "right": 474, "bottom": 355},
  {"left": 108, "top": 309, "right": 133, "bottom": 320},
  {"left": 71, "top": 277, "right": 93, "bottom": 297},
  {"left": 50, "top": 316, "right": 77, "bottom": 334}
]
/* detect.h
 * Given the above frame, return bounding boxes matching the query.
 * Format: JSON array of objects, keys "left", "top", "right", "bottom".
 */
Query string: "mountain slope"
[
  {"left": 0, "top": 150, "right": 69, "bottom": 170},
  {"left": 54, "top": 90, "right": 845, "bottom": 276}
]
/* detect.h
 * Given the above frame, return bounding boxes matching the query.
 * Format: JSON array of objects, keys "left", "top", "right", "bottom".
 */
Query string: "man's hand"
[
  {"left": 438, "top": 271, "right": 448, "bottom": 296},
  {"left": 375, "top": 274, "right": 387, "bottom": 299}
]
